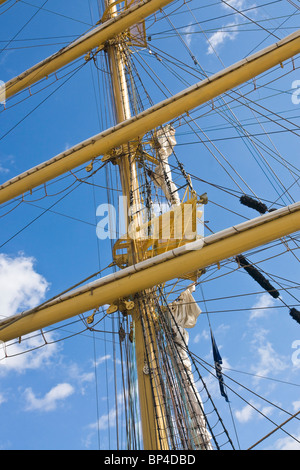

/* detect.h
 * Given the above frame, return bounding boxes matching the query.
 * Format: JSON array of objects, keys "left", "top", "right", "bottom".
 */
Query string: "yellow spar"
[
  {"left": 3, "top": 0, "right": 174, "bottom": 100},
  {"left": 0, "top": 201, "right": 299, "bottom": 343},
  {"left": 1, "top": 30, "right": 300, "bottom": 205}
]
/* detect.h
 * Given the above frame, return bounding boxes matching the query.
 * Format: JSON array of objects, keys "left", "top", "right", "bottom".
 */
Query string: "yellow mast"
[{"left": 104, "top": 0, "right": 169, "bottom": 450}]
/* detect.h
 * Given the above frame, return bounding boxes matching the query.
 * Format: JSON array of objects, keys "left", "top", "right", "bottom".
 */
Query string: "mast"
[{"left": 104, "top": 0, "right": 169, "bottom": 450}]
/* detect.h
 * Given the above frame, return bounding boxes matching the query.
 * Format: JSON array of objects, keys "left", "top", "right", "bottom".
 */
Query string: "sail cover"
[
  {"left": 151, "top": 125, "right": 181, "bottom": 206},
  {"left": 168, "top": 285, "right": 213, "bottom": 450}
]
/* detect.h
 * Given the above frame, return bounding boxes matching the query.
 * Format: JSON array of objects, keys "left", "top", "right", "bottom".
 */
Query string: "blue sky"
[{"left": 0, "top": 0, "right": 300, "bottom": 450}]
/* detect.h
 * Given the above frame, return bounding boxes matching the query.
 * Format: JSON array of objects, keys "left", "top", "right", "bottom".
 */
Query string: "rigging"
[{"left": 0, "top": 0, "right": 299, "bottom": 451}]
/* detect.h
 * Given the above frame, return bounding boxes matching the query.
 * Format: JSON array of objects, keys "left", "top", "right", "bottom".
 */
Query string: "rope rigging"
[{"left": 0, "top": 0, "right": 299, "bottom": 451}]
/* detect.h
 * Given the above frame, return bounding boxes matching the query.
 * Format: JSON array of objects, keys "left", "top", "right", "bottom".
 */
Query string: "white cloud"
[
  {"left": 249, "top": 293, "right": 275, "bottom": 320},
  {"left": 23, "top": 383, "right": 75, "bottom": 412},
  {"left": 292, "top": 401, "right": 300, "bottom": 412},
  {"left": 0, "top": 154, "right": 15, "bottom": 175},
  {"left": 0, "top": 253, "right": 49, "bottom": 320},
  {"left": 68, "top": 363, "right": 95, "bottom": 385},
  {"left": 256, "top": 342, "right": 286, "bottom": 376},
  {"left": 66, "top": 362, "right": 95, "bottom": 396},
  {"left": 250, "top": 329, "right": 288, "bottom": 378},
  {"left": 0, "top": 165, "right": 9, "bottom": 174},
  {"left": 88, "top": 390, "right": 125, "bottom": 438},
  {"left": 235, "top": 404, "right": 255, "bottom": 423},
  {"left": 185, "top": 23, "right": 196, "bottom": 47},
  {"left": 259, "top": 406, "right": 275, "bottom": 419},
  {"left": 235, "top": 402, "right": 274, "bottom": 424},
  {"left": 223, "top": 0, "right": 246, "bottom": 8},
  {"left": 0, "top": 254, "right": 57, "bottom": 375},
  {"left": 84, "top": 400, "right": 121, "bottom": 449},
  {"left": 193, "top": 329, "right": 209, "bottom": 344},
  {"left": 0, "top": 393, "right": 6, "bottom": 405},
  {"left": 206, "top": 0, "right": 256, "bottom": 55},
  {"left": 95, "top": 354, "right": 111, "bottom": 367},
  {"left": 273, "top": 432, "right": 300, "bottom": 450},
  {"left": 207, "top": 27, "right": 239, "bottom": 55},
  {"left": 90, "top": 407, "right": 117, "bottom": 431},
  {"left": 0, "top": 333, "right": 59, "bottom": 376}
]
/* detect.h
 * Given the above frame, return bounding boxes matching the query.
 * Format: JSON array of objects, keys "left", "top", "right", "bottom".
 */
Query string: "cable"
[
  {"left": 220, "top": 0, "right": 281, "bottom": 40},
  {"left": 0, "top": 60, "right": 88, "bottom": 141},
  {"left": 0, "top": 182, "right": 79, "bottom": 248},
  {"left": 248, "top": 410, "right": 300, "bottom": 450},
  {"left": 0, "top": 0, "right": 50, "bottom": 55},
  {"left": 190, "top": 351, "right": 300, "bottom": 446},
  {"left": 18, "top": 0, "right": 92, "bottom": 26}
]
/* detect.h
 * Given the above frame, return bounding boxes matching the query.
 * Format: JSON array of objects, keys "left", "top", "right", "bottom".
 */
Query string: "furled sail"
[
  {"left": 168, "top": 284, "right": 213, "bottom": 450},
  {"left": 150, "top": 125, "right": 181, "bottom": 206}
]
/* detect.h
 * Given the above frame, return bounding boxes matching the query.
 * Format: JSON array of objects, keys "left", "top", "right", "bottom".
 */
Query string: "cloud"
[
  {"left": 0, "top": 154, "right": 15, "bottom": 177},
  {"left": 0, "top": 253, "right": 49, "bottom": 320},
  {"left": 0, "top": 333, "right": 59, "bottom": 376},
  {"left": 0, "top": 393, "right": 6, "bottom": 406},
  {"left": 65, "top": 362, "right": 95, "bottom": 396},
  {"left": 193, "top": 330, "right": 209, "bottom": 344},
  {"left": 272, "top": 431, "right": 300, "bottom": 450},
  {"left": 23, "top": 383, "right": 75, "bottom": 412},
  {"left": 235, "top": 404, "right": 255, "bottom": 423},
  {"left": 68, "top": 363, "right": 95, "bottom": 385},
  {"left": 90, "top": 407, "right": 118, "bottom": 431},
  {"left": 95, "top": 354, "right": 111, "bottom": 367},
  {"left": 256, "top": 341, "right": 285, "bottom": 376},
  {"left": 292, "top": 401, "right": 300, "bottom": 412},
  {"left": 206, "top": 0, "right": 255, "bottom": 55},
  {"left": 0, "top": 165, "right": 9, "bottom": 174},
  {"left": 250, "top": 329, "right": 288, "bottom": 378},
  {"left": 249, "top": 293, "right": 275, "bottom": 320},
  {"left": 235, "top": 402, "right": 274, "bottom": 424},
  {"left": 0, "top": 253, "right": 57, "bottom": 375},
  {"left": 185, "top": 23, "right": 197, "bottom": 47},
  {"left": 86, "top": 390, "right": 128, "bottom": 448},
  {"left": 223, "top": 0, "right": 246, "bottom": 8},
  {"left": 207, "top": 28, "right": 239, "bottom": 55}
]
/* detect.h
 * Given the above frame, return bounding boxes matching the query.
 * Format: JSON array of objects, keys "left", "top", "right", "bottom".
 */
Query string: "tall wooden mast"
[{"left": 104, "top": 0, "right": 169, "bottom": 450}]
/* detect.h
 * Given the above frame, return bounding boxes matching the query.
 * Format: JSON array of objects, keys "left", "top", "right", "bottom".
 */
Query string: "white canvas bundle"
[
  {"left": 152, "top": 126, "right": 181, "bottom": 206},
  {"left": 168, "top": 284, "right": 213, "bottom": 450}
]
